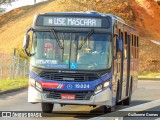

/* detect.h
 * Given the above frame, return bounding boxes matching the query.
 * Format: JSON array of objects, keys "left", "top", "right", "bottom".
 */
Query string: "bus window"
[
  {"left": 132, "top": 35, "right": 134, "bottom": 46},
  {"left": 134, "top": 35, "right": 137, "bottom": 58},
  {"left": 137, "top": 36, "right": 139, "bottom": 47},
  {"left": 119, "top": 29, "right": 121, "bottom": 38},
  {"left": 137, "top": 36, "right": 139, "bottom": 59},
  {"left": 124, "top": 32, "right": 127, "bottom": 59},
  {"left": 113, "top": 35, "right": 117, "bottom": 58},
  {"left": 32, "top": 32, "right": 37, "bottom": 55},
  {"left": 76, "top": 33, "right": 112, "bottom": 70},
  {"left": 125, "top": 32, "right": 127, "bottom": 44},
  {"left": 130, "top": 34, "right": 133, "bottom": 58}
]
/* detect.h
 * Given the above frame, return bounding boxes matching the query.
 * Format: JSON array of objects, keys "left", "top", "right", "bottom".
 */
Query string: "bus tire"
[
  {"left": 103, "top": 106, "right": 115, "bottom": 113},
  {"left": 123, "top": 81, "right": 132, "bottom": 106},
  {"left": 116, "top": 81, "right": 123, "bottom": 105},
  {"left": 42, "top": 103, "right": 54, "bottom": 113}
]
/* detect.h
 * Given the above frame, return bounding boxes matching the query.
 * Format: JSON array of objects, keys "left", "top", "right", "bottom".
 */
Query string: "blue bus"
[{"left": 23, "top": 11, "right": 139, "bottom": 113}]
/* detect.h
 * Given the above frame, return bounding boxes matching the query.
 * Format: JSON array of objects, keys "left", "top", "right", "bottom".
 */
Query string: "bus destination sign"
[{"left": 43, "top": 17, "right": 102, "bottom": 27}]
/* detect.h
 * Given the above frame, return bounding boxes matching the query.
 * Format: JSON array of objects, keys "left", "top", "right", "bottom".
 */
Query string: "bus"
[{"left": 23, "top": 11, "right": 139, "bottom": 113}]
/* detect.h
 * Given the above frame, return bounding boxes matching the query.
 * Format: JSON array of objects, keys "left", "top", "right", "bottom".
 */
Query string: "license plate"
[{"left": 61, "top": 94, "right": 75, "bottom": 100}]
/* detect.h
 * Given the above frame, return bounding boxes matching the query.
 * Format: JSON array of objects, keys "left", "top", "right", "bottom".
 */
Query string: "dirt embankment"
[
  {"left": 0, "top": 0, "right": 160, "bottom": 72},
  {"left": 130, "top": 0, "right": 160, "bottom": 72}
]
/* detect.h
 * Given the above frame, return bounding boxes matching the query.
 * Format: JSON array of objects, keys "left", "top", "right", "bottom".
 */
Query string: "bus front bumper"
[{"left": 28, "top": 86, "right": 112, "bottom": 106}]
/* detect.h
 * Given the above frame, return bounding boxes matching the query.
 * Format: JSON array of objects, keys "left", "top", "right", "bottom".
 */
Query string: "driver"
[
  {"left": 92, "top": 42, "right": 104, "bottom": 54},
  {"left": 44, "top": 33, "right": 54, "bottom": 59},
  {"left": 92, "top": 42, "right": 107, "bottom": 65}
]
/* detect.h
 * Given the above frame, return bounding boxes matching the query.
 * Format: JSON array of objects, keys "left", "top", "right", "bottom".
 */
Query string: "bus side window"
[
  {"left": 131, "top": 34, "right": 134, "bottom": 58},
  {"left": 113, "top": 34, "right": 118, "bottom": 74},
  {"left": 113, "top": 35, "right": 117, "bottom": 58},
  {"left": 124, "top": 32, "right": 127, "bottom": 59},
  {"left": 137, "top": 36, "right": 139, "bottom": 59},
  {"left": 134, "top": 35, "right": 136, "bottom": 59}
]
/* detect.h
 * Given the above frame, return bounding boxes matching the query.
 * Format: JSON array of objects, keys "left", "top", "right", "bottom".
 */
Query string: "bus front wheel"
[
  {"left": 41, "top": 103, "right": 54, "bottom": 113},
  {"left": 123, "top": 81, "right": 132, "bottom": 106},
  {"left": 103, "top": 106, "right": 115, "bottom": 113}
]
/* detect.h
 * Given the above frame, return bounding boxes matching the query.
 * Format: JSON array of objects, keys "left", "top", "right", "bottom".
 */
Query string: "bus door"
[
  {"left": 119, "top": 31, "right": 124, "bottom": 100},
  {"left": 126, "top": 34, "right": 131, "bottom": 97},
  {"left": 115, "top": 30, "right": 124, "bottom": 102},
  {"left": 123, "top": 32, "right": 131, "bottom": 98}
]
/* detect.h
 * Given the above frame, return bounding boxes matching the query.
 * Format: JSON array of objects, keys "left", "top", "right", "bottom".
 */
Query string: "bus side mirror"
[
  {"left": 116, "top": 38, "right": 123, "bottom": 52},
  {"left": 23, "top": 27, "right": 33, "bottom": 57},
  {"left": 23, "top": 34, "right": 30, "bottom": 49}
]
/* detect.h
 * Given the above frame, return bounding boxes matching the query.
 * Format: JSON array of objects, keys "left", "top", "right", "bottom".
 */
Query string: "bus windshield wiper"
[
  {"left": 50, "top": 29, "right": 64, "bottom": 49},
  {"left": 78, "top": 29, "right": 94, "bottom": 50}
]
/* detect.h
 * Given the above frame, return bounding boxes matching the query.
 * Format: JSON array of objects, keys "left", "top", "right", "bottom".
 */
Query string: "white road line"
[
  {"left": 121, "top": 99, "right": 160, "bottom": 111},
  {"left": 90, "top": 99, "right": 160, "bottom": 120}
]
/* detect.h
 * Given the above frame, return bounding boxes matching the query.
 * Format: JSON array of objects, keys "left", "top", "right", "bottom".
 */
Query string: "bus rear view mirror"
[
  {"left": 23, "top": 34, "right": 30, "bottom": 49},
  {"left": 116, "top": 38, "right": 123, "bottom": 52},
  {"left": 23, "top": 27, "right": 33, "bottom": 57}
]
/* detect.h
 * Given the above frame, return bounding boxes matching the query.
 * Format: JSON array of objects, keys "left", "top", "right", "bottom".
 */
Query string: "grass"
[
  {"left": 138, "top": 72, "right": 160, "bottom": 78},
  {"left": 0, "top": 79, "right": 28, "bottom": 91}
]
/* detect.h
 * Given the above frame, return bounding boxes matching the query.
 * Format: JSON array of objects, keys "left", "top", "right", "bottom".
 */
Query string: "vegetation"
[
  {"left": 16, "top": 48, "right": 29, "bottom": 60},
  {"left": 0, "top": 0, "right": 13, "bottom": 13},
  {"left": 0, "top": 79, "right": 28, "bottom": 91},
  {"left": 138, "top": 72, "right": 160, "bottom": 79},
  {"left": 0, "top": 0, "right": 14, "bottom": 4}
]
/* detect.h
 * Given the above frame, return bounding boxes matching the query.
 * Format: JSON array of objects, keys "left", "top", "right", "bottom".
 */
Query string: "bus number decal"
[{"left": 75, "top": 84, "right": 90, "bottom": 89}]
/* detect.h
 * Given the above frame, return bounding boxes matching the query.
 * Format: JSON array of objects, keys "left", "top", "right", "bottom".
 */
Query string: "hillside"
[
  {"left": 0, "top": 0, "right": 160, "bottom": 73},
  {"left": 131, "top": 0, "right": 160, "bottom": 72}
]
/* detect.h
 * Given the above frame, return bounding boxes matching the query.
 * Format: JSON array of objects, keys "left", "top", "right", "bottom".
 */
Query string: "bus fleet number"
[{"left": 75, "top": 84, "right": 90, "bottom": 89}]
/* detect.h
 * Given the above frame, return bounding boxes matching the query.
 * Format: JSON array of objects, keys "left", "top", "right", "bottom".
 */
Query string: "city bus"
[{"left": 23, "top": 11, "right": 139, "bottom": 113}]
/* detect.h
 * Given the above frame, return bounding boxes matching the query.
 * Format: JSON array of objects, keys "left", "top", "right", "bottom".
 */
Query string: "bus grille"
[
  {"left": 43, "top": 90, "right": 93, "bottom": 100},
  {"left": 39, "top": 72, "right": 98, "bottom": 82}
]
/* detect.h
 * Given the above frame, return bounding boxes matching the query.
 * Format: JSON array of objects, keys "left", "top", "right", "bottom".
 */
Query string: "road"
[{"left": 0, "top": 80, "right": 160, "bottom": 120}]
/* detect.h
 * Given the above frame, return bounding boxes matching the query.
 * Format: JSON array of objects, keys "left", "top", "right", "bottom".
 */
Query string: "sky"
[{"left": 1, "top": 0, "right": 46, "bottom": 12}]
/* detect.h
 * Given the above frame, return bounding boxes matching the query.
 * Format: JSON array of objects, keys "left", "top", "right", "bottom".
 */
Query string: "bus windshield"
[{"left": 31, "top": 31, "right": 112, "bottom": 70}]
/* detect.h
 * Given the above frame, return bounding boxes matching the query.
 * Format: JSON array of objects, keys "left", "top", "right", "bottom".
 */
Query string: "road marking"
[
  {"left": 90, "top": 99, "right": 160, "bottom": 120},
  {"left": 150, "top": 40, "right": 160, "bottom": 45}
]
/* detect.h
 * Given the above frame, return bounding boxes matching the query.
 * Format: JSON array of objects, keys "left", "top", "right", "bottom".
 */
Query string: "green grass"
[
  {"left": 0, "top": 79, "right": 28, "bottom": 91},
  {"left": 138, "top": 72, "right": 160, "bottom": 78}
]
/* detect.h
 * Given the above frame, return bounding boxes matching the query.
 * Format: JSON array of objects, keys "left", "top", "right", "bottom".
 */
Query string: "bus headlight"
[
  {"left": 94, "top": 81, "right": 110, "bottom": 94},
  {"left": 35, "top": 81, "right": 42, "bottom": 91},
  {"left": 94, "top": 84, "right": 103, "bottom": 94},
  {"left": 30, "top": 78, "right": 35, "bottom": 86},
  {"left": 103, "top": 81, "right": 110, "bottom": 88},
  {"left": 30, "top": 78, "right": 42, "bottom": 91}
]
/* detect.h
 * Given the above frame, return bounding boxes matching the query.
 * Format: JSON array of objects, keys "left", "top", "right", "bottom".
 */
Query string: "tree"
[
  {"left": 0, "top": 7, "right": 5, "bottom": 13},
  {"left": 0, "top": 0, "right": 15, "bottom": 5},
  {"left": 0, "top": 0, "right": 15, "bottom": 13}
]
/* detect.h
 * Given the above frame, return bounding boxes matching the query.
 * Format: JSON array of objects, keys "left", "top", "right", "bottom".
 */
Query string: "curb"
[
  {"left": 138, "top": 78, "right": 160, "bottom": 81},
  {"left": 0, "top": 86, "right": 27, "bottom": 95}
]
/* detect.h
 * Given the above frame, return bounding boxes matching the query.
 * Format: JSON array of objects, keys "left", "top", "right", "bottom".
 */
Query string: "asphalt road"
[{"left": 0, "top": 80, "right": 160, "bottom": 120}]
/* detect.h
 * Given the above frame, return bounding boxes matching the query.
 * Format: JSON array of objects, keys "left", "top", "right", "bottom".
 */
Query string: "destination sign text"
[{"left": 43, "top": 17, "right": 102, "bottom": 27}]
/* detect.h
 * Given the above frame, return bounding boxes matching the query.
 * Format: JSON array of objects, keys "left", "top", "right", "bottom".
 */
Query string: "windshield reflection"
[{"left": 31, "top": 32, "right": 112, "bottom": 70}]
